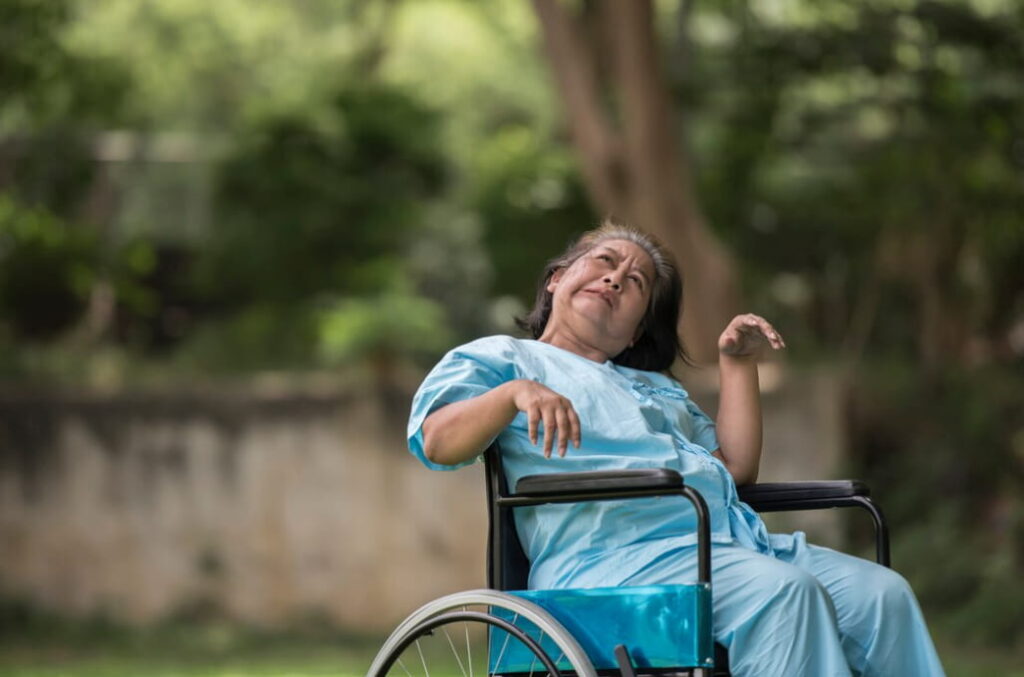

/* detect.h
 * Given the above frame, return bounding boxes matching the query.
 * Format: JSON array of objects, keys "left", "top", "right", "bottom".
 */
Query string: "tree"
[{"left": 0, "top": 0, "right": 136, "bottom": 348}]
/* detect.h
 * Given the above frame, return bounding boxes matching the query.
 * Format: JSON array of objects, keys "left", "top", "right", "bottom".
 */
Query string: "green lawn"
[
  {"left": 0, "top": 647, "right": 374, "bottom": 676},
  {"left": 0, "top": 619, "right": 379, "bottom": 677},
  {"left": 1, "top": 622, "right": 1021, "bottom": 677}
]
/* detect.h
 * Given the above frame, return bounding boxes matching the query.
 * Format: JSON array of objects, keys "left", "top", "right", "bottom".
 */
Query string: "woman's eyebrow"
[{"left": 597, "top": 246, "right": 650, "bottom": 284}]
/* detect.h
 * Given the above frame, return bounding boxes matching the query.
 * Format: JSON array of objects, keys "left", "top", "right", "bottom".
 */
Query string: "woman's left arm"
[{"left": 712, "top": 314, "right": 785, "bottom": 485}]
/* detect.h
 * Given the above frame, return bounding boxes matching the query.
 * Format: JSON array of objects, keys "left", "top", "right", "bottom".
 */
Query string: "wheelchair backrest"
[{"left": 484, "top": 444, "right": 532, "bottom": 590}]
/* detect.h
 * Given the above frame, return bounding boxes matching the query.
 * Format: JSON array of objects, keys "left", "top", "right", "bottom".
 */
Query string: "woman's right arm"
[{"left": 421, "top": 379, "right": 581, "bottom": 466}]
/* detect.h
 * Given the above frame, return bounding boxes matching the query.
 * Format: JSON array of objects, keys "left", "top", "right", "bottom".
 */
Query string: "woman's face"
[{"left": 545, "top": 239, "right": 656, "bottom": 357}]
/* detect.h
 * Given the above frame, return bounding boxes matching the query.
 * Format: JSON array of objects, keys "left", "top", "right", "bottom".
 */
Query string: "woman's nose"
[{"left": 603, "top": 276, "right": 622, "bottom": 291}]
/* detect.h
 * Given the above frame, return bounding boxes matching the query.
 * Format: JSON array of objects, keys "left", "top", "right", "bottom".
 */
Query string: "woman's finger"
[
  {"left": 757, "top": 320, "right": 785, "bottom": 348},
  {"left": 527, "top": 407, "right": 540, "bottom": 446},
  {"left": 736, "top": 324, "right": 767, "bottom": 344},
  {"left": 724, "top": 313, "right": 786, "bottom": 353},
  {"left": 541, "top": 408, "right": 555, "bottom": 458},
  {"left": 742, "top": 319, "right": 777, "bottom": 343},
  {"left": 568, "top": 406, "right": 582, "bottom": 449},
  {"left": 555, "top": 407, "right": 570, "bottom": 457}
]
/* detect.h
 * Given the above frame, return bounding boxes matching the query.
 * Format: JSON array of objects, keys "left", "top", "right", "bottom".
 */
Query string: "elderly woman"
[{"left": 407, "top": 222, "right": 944, "bottom": 676}]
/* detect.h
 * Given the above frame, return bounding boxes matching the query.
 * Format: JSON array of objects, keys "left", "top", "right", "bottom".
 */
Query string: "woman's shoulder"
[
  {"left": 444, "top": 335, "right": 603, "bottom": 377},
  {"left": 441, "top": 335, "right": 539, "bottom": 367},
  {"left": 431, "top": 335, "right": 562, "bottom": 384},
  {"left": 448, "top": 334, "right": 525, "bottom": 356}
]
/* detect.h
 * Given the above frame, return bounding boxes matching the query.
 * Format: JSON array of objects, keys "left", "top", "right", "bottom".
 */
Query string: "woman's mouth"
[{"left": 582, "top": 289, "right": 614, "bottom": 308}]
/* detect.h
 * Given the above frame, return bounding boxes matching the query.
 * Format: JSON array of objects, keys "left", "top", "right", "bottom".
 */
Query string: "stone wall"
[
  {"left": 0, "top": 386, "right": 488, "bottom": 633},
  {"left": 0, "top": 366, "right": 846, "bottom": 633}
]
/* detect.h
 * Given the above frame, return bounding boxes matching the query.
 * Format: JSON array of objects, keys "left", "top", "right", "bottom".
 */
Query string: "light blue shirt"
[{"left": 408, "top": 336, "right": 779, "bottom": 589}]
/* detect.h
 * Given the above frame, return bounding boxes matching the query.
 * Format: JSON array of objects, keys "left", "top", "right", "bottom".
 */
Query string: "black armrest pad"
[
  {"left": 738, "top": 480, "right": 869, "bottom": 505},
  {"left": 515, "top": 468, "right": 683, "bottom": 496}
]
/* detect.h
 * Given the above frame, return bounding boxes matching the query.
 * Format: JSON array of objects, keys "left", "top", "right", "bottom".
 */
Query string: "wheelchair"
[{"left": 367, "top": 444, "right": 891, "bottom": 677}]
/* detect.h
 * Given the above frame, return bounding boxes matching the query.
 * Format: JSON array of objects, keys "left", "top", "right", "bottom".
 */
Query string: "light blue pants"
[{"left": 620, "top": 534, "right": 945, "bottom": 676}]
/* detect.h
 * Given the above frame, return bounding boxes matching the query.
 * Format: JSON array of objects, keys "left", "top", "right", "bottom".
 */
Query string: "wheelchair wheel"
[{"left": 367, "top": 589, "right": 598, "bottom": 677}]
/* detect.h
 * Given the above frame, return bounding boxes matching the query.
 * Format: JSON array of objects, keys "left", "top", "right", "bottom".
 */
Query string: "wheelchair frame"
[{"left": 368, "top": 443, "right": 891, "bottom": 677}]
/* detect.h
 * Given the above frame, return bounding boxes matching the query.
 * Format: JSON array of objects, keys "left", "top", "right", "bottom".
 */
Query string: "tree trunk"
[{"left": 531, "top": 0, "right": 740, "bottom": 364}]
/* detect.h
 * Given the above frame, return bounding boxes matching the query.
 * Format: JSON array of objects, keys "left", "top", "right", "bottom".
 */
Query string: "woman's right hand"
[{"left": 508, "top": 380, "right": 581, "bottom": 458}]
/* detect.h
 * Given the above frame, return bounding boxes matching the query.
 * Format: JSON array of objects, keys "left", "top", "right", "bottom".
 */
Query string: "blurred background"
[{"left": 1, "top": 0, "right": 1022, "bottom": 675}]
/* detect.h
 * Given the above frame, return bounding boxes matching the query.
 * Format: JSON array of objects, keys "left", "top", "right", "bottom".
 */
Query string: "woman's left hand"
[{"left": 718, "top": 313, "right": 785, "bottom": 359}]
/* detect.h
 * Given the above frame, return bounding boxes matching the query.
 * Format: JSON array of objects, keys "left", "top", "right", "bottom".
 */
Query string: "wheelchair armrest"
[
  {"left": 508, "top": 467, "right": 714, "bottom": 582},
  {"left": 737, "top": 479, "right": 891, "bottom": 567},
  {"left": 737, "top": 480, "right": 870, "bottom": 512},
  {"left": 515, "top": 468, "right": 683, "bottom": 496}
]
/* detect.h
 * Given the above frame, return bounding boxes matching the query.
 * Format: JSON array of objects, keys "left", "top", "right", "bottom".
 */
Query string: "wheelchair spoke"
[
  {"left": 395, "top": 657, "right": 414, "bottom": 677},
  {"left": 526, "top": 624, "right": 544, "bottom": 676},
  {"left": 490, "top": 612, "right": 518, "bottom": 673},
  {"left": 441, "top": 627, "right": 468, "bottom": 677},
  {"left": 414, "top": 638, "right": 430, "bottom": 677},
  {"left": 464, "top": 617, "right": 473, "bottom": 677}
]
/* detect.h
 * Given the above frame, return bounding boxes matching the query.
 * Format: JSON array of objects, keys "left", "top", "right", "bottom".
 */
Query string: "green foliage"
[
  {"left": 851, "top": 363, "right": 1024, "bottom": 646},
  {"left": 0, "top": 195, "right": 161, "bottom": 349},
  {"left": 318, "top": 291, "right": 453, "bottom": 367},
  {"left": 4, "top": 0, "right": 521, "bottom": 372},
  {"left": 679, "top": 0, "right": 1024, "bottom": 647},
  {"left": 470, "top": 124, "right": 595, "bottom": 304},
  {"left": 384, "top": 0, "right": 586, "bottom": 307},
  {"left": 0, "top": 196, "right": 96, "bottom": 339},
  {"left": 63, "top": 0, "right": 372, "bottom": 130},
  {"left": 0, "top": 0, "right": 129, "bottom": 129},
  {"left": 0, "top": 0, "right": 71, "bottom": 94},
  {"left": 173, "top": 82, "right": 455, "bottom": 371},
  {"left": 0, "top": 0, "right": 139, "bottom": 353},
  {"left": 201, "top": 84, "right": 448, "bottom": 305},
  {"left": 4, "top": 128, "right": 97, "bottom": 218},
  {"left": 688, "top": 0, "right": 1024, "bottom": 357},
  {"left": 171, "top": 304, "right": 320, "bottom": 373}
]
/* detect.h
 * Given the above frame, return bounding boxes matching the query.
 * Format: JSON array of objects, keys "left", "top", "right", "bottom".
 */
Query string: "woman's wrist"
[
  {"left": 499, "top": 379, "right": 526, "bottom": 413},
  {"left": 719, "top": 352, "right": 759, "bottom": 370}
]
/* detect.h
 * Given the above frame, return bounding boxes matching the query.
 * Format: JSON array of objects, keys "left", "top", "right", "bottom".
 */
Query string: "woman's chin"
[{"left": 572, "top": 292, "right": 612, "bottom": 314}]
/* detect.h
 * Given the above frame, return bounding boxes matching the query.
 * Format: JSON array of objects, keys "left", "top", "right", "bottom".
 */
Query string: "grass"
[
  {"left": 0, "top": 613, "right": 381, "bottom": 677},
  {"left": 1, "top": 613, "right": 1022, "bottom": 677}
]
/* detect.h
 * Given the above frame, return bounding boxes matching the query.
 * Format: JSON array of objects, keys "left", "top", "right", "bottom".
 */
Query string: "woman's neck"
[{"left": 537, "top": 327, "right": 611, "bottom": 364}]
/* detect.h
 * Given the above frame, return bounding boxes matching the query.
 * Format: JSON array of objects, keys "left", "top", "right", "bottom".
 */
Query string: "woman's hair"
[{"left": 516, "top": 220, "right": 691, "bottom": 371}]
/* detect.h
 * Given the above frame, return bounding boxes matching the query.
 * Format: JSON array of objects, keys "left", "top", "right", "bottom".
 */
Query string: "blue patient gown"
[{"left": 408, "top": 336, "right": 945, "bottom": 677}]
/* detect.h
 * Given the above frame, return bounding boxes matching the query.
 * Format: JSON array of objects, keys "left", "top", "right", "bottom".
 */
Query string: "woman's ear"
[{"left": 546, "top": 268, "right": 565, "bottom": 293}]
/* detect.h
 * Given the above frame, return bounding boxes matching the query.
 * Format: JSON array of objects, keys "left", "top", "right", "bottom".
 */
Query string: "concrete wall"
[
  {"left": 0, "top": 386, "right": 488, "bottom": 633},
  {"left": 0, "top": 366, "right": 846, "bottom": 632}
]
